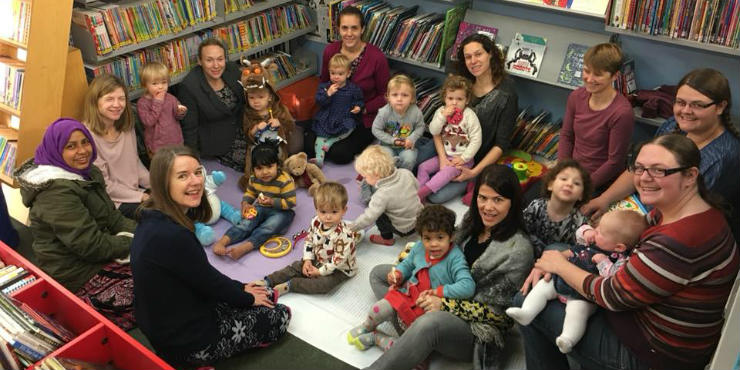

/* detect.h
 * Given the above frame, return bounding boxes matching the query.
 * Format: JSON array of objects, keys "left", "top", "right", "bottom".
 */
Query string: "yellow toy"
[{"left": 260, "top": 237, "right": 292, "bottom": 258}]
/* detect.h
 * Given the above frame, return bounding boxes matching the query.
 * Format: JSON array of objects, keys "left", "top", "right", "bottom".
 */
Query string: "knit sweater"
[
  {"left": 243, "top": 170, "right": 296, "bottom": 210},
  {"left": 90, "top": 129, "right": 150, "bottom": 206},
  {"left": 428, "top": 106, "right": 482, "bottom": 162},
  {"left": 469, "top": 76, "right": 518, "bottom": 163},
  {"left": 583, "top": 208, "right": 738, "bottom": 370},
  {"left": 303, "top": 217, "right": 358, "bottom": 277},
  {"left": 313, "top": 81, "right": 364, "bottom": 137},
  {"left": 371, "top": 104, "right": 425, "bottom": 146},
  {"left": 136, "top": 92, "right": 185, "bottom": 153},
  {"left": 394, "top": 240, "right": 475, "bottom": 299},
  {"left": 351, "top": 168, "right": 423, "bottom": 233}
]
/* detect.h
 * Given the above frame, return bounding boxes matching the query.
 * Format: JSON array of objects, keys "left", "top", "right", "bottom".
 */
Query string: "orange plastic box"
[{"left": 278, "top": 75, "right": 320, "bottom": 121}]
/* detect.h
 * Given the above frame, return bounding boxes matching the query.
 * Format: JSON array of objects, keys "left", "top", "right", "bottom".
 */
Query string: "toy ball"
[{"left": 260, "top": 237, "right": 292, "bottom": 258}]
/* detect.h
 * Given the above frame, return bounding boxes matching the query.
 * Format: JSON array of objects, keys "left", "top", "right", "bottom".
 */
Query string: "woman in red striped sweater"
[{"left": 515, "top": 133, "right": 738, "bottom": 370}]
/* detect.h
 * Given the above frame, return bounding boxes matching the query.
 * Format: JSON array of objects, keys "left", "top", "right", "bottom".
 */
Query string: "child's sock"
[
  {"left": 369, "top": 234, "right": 395, "bottom": 246},
  {"left": 352, "top": 332, "right": 375, "bottom": 350},
  {"left": 417, "top": 185, "right": 432, "bottom": 203},
  {"left": 274, "top": 282, "right": 290, "bottom": 296},
  {"left": 374, "top": 331, "right": 395, "bottom": 351},
  {"left": 555, "top": 336, "right": 575, "bottom": 354}
]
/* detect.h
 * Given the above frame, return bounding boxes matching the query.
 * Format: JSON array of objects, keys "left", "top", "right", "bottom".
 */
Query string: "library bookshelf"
[
  {"left": 0, "top": 241, "right": 174, "bottom": 369},
  {"left": 0, "top": 0, "right": 88, "bottom": 187}
]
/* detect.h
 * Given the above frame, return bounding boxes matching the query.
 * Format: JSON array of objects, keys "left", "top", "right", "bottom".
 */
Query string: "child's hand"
[
  {"left": 176, "top": 104, "right": 188, "bottom": 116},
  {"left": 418, "top": 289, "right": 436, "bottom": 299},
  {"left": 301, "top": 260, "right": 315, "bottom": 277},
  {"left": 442, "top": 105, "right": 455, "bottom": 117},
  {"left": 241, "top": 202, "right": 254, "bottom": 218},
  {"left": 154, "top": 90, "right": 166, "bottom": 101},
  {"left": 268, "top": 118, "right": 280, "bottom": 128},
  {"left": 387, "top": 268, "right": 402, "bottom": 287},
  {"left": 439, "top": 156, "right": 452, "bottom": 170},
  {"left": 257, "top": 193, "right": 272, "bottom": 206},
  {"left": 583, "top": 229, "right": 597, "bottom": 244},
  {"left": 592, "top": 253, "right": 608, "bottom": 264},
  {"left": 450, "top": 156, "right": 464, "bottom": 167},
  {"left": 327, "top": 84, "right": 339, "bottom": 96},
  {"left": 257, "top": 121, "right": 268, "bottom": 130},
  {"left": 350, "top": 105, "right": 361, "bottom": 114},
  {"left": 404, "top": 139, "right": 414, "bottom": 149}
]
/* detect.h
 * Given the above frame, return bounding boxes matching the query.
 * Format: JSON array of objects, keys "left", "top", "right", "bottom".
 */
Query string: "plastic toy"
[
  {"left": 245, "top": 207, "right": 258, "bottom": 220},
  {"left": 497, "top": 149, "right": 547, "bottom": 189},
  {"left": 292, "top": 228, "right": 309, "bottom": 242},
  {"left": 194, "top": 170, "right": 242, "bottom": 245},
  {"left": 260, "top": 237, "right": 292, "bottom": 258}
]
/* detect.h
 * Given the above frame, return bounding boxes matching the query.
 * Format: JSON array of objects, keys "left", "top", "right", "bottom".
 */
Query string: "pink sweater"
[
  {"left": 136, "top": 93, "right": 185, "bottom": 153},
  {"left": 558, "top": 87, "right": 634, "bottom": 189},
  {"left": 91, "top": 129, "right": 150, "bottom": 206}
]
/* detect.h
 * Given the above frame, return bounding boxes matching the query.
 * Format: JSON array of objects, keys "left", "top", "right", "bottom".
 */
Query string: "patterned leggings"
[
  {"left": 314, "top": 129, "right": 353, "bottom": 166},
  {"left": 172, "top": 302, "right": 291, "bottom": 365}
]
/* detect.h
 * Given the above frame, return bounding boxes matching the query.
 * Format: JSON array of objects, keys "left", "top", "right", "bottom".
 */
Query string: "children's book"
[
  {"left": 505, "top": 33, "right": 547, "bottom": 77},
  {"left": 449, "top": 21, "right": 498, "bottom": 61},
  {"left": 557, "top": 43, "right": 588, "bottom": 87},
  {"left": 438, "top": 4, "right": 468, "bottom": 64}
]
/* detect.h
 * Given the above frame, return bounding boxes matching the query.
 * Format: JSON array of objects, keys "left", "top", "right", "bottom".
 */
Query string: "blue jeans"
[
  {"left": 511, "top": 292, "right": 649, "bottom": 370},
  {"left": 225, "top": 206, "right": 295, "bottom": 247},
  {"left": 414, "top": 136, "right": 468, "bottom": 204},
  {"left": 379, "top": 145, "right": 417, "bottom": 171}
]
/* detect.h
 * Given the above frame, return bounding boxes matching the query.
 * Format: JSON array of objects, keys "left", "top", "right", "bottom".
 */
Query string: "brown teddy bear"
[{"left": 284, "top": 152, "right": 327, "bottom": 197}]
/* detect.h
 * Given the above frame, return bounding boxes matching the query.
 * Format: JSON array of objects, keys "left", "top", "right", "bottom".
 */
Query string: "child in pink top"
[{"left": 136, "top": 62, "right": 187, "bottom": 155}]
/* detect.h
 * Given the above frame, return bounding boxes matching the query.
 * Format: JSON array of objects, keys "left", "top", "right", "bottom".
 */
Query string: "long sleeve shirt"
[
  {"left": 243, "top": 170, "right": 296, "bottom": 210},
  {"left": 136, "top": 93, "right": 185, "bottom": 153},
  {"left": 90, "top": 129, "right": 150, "bottom": 206},
  {"left": 428, "top": 106, "right": 482, "bottom": 162},
  {"left": 371, "top": 104, "right": 425, "bottom": 146},
  {"left": 303, "top": 217, "right": 357, "bottom": 277},
  {"left": 312, "top": 81, "right": 364, "bottom": 137}
]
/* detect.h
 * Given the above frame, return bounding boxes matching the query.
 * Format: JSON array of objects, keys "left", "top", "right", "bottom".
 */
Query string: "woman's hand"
[
  {"left": 581, "top": 196, "right": 610, "bottom": 221},
  {"left": 450, "top": 156, "right": 465, "bottom": 167},
  {"left": 535, "top": 250, "right": 570, "bottom": 275},
  {"left": 245, "top": 283, "right": 274, "bottom": 308},
  {"left": 521, "top": 267, "right": 552, "bottom": 295},
  {"left": 417, "top": 294, "right": 443, "bottom": 312},
  {"left": 453, "top": 166, "right": 477, "bottom": 182}
]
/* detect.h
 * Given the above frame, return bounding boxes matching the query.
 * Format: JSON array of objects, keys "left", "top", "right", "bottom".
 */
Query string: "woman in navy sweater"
[{"left": 130, "top": 145, "right": 290, "bottom": 366}]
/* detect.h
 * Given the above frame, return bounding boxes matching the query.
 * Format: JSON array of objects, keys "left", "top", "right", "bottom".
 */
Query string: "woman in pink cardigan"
[{"left": 305, "top": 6, "right": 391, "bottom": 164}]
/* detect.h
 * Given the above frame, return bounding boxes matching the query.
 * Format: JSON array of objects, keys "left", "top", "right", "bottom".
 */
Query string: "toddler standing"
[
  {"left": 371, "top": 74, "right": 425, "bottom": 171},
  {"left": 347, "top": 205, "right": 475, "bottom": 351},
  {"left": 212, "top": 143, "right": 296, "bottom": 260},
  {"left": 416, "top": 75, "right": 481, "bottom": 202},
  {"left": 312, "top": 54, "right": 364, "bottom": 167},
  {"left": 259, "top": 182, "right": 357, "bottom": 295},
  {"left": 136, "top": 61, "right": 186, "bottom": 155},
  {"left": 351, "top": 145, "right": 423, "bottom": 246}
]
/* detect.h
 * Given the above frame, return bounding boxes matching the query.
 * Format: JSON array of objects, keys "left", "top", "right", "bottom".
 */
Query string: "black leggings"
[{"left": 303, "top": 124, "right": 374, "bottom": 164}]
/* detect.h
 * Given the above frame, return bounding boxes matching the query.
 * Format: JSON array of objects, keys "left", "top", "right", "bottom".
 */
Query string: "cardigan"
[
  {"left": 469, "top": 76, "right": 518, "bottom": 163},
  {"left": 131, "top": 209, "right": 256, "bottom": 357},
  {"left": 177, "top": 63, "right": 245, "bottom": 157},
  {"left": 90, "top": 129, "right": 150, "bottom": 206},
  {"left": 394, "top": 240, "right": 475, "bottom": 299},
  {"left": 321, "top": 42, "right": 390, "bottom": 128}
]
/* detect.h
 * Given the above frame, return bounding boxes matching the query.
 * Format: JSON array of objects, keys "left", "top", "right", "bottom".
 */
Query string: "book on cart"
[{"left": 505, "top": 32, "right": 547, "bottom": 78}]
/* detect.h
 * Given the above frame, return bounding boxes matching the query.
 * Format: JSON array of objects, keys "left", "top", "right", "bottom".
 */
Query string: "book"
[
  {"left": 449, "top": 21, "right": 499, "bottom": 61},
  {"left": 557, "top": 43, "right": 589, "bottom": 87},
  {"left": 505, "top": 33, "right": 547, "bottom": 77},
  {"left": 438, "top": 4, "right": 468, "bottom": 64}
]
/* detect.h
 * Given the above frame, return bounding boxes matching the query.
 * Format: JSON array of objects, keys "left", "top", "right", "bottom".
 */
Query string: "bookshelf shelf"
[
  {"left": 604, "top": 26, "right": 740, "bottom": 57},
  {"left": 0, "top": 37, "right": 27, "bottom": 49},
  {"left": 226, "top": 27, "right": 315, "bottom": 61},
  {"left": 275, "top": 60, "right": 318, "bottom": 89},
  {"left": 0, "top": 172, "right": 14, "bottom": 186},
  {"left": 224, "top": 0, "right": 294, "bottom": 22},
  {"left": 632, "top": 106, "right": 666, "bottom": 127},
  {"left": 0, "top": 102, "right": 22, "bottom": 117},
  {"left": 0, "top": 127, "right": 19, "bottom": 140},
  {"left": 496, "top": 0, "right": 606, "bottom": 19},
  {"left": 387, "top": 55, "right": 444, "bottom": 73}
]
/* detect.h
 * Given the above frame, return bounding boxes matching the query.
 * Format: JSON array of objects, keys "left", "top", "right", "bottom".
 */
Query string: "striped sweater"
[
  {"left": 242, "top": 170, "right": 296, "bottom": 210},
  {"left": 582, "top": 208, "right": 738, "bottom": 370}
]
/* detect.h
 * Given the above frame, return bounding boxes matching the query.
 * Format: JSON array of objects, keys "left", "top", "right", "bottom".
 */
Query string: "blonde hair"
[
  {"left": 83, "top": 74, "right": 134, "bottom": 135},
  {"left": 387, "top": 74, "right": 417, "bottom": 104},
  {"left": 141, "top": 61, "right": 170, "bottom": 86},
  {"left": 583, "top": 43, "right": 623, "bottom": 75},
  {"left": 354, "top": 145, "right": 395, "bottom": 178},
  {"left": 329, "top": 53, "right": 351, "bottom": 71},
  {"left": 313, "top": 182, "right": 348, "bottom": 210},
  {"left": 600, "top": 209, "right": 648, "bottom": 248},
  {"left": 440, "top": 74, "right": 472, "bottom": 104}
]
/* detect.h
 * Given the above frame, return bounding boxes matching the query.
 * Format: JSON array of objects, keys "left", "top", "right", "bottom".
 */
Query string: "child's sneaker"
[
  {"left": 353, "top": 332, "right": 376, "bottom": 351},
  {"left": 369, "top": 234, "right": 395, "bottom": 246},
  {"left": 347, "top": 325, "right": 369, "bottom": 345}
]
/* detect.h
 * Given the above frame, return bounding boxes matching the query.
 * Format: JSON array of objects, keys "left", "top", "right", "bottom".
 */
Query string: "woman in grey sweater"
[{"left": 365, "top": 164, "right": 533, "bottom": 370}]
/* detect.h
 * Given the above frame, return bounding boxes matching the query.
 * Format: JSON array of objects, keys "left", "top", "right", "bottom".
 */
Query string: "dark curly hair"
[
  {"left": 455, "top": 33, "right": 506, "bottom": 86},
  {"left": 251, "top": 142, "right": 280, "bottom": 169},
  {"left": 540, "top": 159, "right": 593, "bottom": 207},
  {"left": 416, "top": 205, "right": 456, "bottom": 237}
]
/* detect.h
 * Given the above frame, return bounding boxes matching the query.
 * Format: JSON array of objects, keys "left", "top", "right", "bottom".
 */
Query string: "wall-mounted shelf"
[
  {"left": 604, "top": 26, "right": 740, "bottom": 57},
  {"left": 226, "top": 27, "right": 314, "bottom": 62},
  {"left": 496, "top": 0, "right": 606, "bottom": 19},
  {"left": 0, "top": 36, "right": 27, "bottom": 49},
  {"left": 224, "top": 0, "right": 293, "bottom": 22}
]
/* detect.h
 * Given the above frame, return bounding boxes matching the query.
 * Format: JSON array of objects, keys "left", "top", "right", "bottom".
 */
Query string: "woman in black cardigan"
[
  {"left": 177, "top": 39, "right": 246, "bottom": 171},
  {"left": 131, "top": 146, "right": 290, "bottom": 366}
]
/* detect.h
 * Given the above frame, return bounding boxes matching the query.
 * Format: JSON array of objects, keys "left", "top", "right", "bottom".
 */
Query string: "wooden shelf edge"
[
  {"left": 498, "top": 0, "right": 605, "bottom": 19},
  {"left": 0, "top": 37, "right": 27, "bottom": 49},
  {"left": 605, "top": 26, "right": 740, "bottom": 56},
  {"left": 0, "top": 172, "right": 16, "bottom": 187},
  {"left": 0, "top": 102, "right": 22, "bottom": 117}
]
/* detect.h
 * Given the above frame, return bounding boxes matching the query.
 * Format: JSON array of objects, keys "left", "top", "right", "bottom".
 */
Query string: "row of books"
[
  {"left": 412, "top": 76, "right": 443, "bottom": 123},
  {"left": 0, "top": 265, "right": 36, "bottom": 297},
  {"left": 0, "top": 137, "right": 17, "bottom": 179},
  {"left": 225, "top": 0, "right": 256, "bottom": 15},
  {"left": 509, "top": 108, "right": 561, "bottom": 160},
  {"left": 1, "top": 0, "right": 31, "bottom": 46},
  {"left": 514, "top": 0, "right": 610, "bottom": 15},
  {"left": 0, "top": 59, "right": 24, "bottom": 111},
  {"left": 556, "top": 42, "right": 638, "bottom": 94},
  {"left": 71, "top": 0, "right": 218, "bottom": 56},
  {"left": 606, "top": 0, "right": 740, "bottom": 48}
]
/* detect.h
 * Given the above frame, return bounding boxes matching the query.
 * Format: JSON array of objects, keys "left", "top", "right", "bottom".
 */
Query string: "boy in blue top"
[{"left": 347, "top": 205, "right": 475, "bottom": 351}]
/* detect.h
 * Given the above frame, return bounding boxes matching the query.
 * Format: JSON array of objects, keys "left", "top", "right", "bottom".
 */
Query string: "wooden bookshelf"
[
  {"left": 605, "top": 26, "right": 740, "bottom": 57},
  {"left": 0, "top": 0, "right": 89, "bottom": 187}
]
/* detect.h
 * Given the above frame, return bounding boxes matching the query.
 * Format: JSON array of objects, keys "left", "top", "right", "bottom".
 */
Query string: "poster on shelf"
[
  {"left": 505, "top": 33, "right": 547, "bottom": 77},
  {"left": 557, "top": 43, "right": 588, "bottom": 87}
]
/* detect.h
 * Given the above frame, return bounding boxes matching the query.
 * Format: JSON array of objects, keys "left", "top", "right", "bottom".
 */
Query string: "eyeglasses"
[
  {"left": 674, "top": 99, "right": 716, "bottom": 110},
  {"left": 628, "top": 164, "right": 690, "bottom": 177}
]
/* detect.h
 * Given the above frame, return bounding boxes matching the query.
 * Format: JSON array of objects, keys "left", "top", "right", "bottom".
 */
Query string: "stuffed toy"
[
  {"left": 283, "top": 152, "right": 326, "bottom": 197},
  {"left": 194, "top": 170, "right": 243, "bottom": 245}
]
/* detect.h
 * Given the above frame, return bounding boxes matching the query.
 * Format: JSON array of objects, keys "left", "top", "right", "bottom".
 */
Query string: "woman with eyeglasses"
[
  {"left": 515, "top": 133, "right": 738, "bottom": 370},
  {"left": 130, "top": 146, "right": 290, "bottom": 367},
  {"left": 583, "top": 68, "right": 740, "bottom": 238}
]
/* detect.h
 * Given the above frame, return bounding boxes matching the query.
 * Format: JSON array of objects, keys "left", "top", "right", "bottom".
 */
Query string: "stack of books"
[
  {"left": 71, "top": 0, "right": 218, "bottom": 56},
  {"left": 0, "top": 58, "right": 24, "bottom": 111},
  {"left": 412, "top": 76, "right": 442, "bottom": 124},
  {"left": 1, "top": 0, "right": 32, "bottom": 46},
  {"left": 224, "top": 0, "right": 255, "bottom": 15},
  {"left": 0, "top": 265, "right": 35, "bottom": 296},
  {"left": 509, "top": 108, "right": 561, "bottom": 160},
  {"left": 0, "top": 137, "right": 16, "bottom": 179}
]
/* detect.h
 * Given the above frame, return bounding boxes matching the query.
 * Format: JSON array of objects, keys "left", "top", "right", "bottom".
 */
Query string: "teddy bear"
[
  {"left": 283, "top": 152, "right": 327, "bottom": 197},
  {"left": 194, "top": 170, "right": 243, "bottom": 245}
]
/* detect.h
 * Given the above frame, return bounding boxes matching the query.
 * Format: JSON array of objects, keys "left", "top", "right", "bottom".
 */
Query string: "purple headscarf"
[{"left": 34, "top": 118, "right": 98, "bottom": 179}]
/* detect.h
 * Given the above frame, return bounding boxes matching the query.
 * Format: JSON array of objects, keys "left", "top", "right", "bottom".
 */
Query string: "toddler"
[
  {"left": 212, "top": 143, "right": 296, "bottom": 260},
  {"left": 347, "top": 205, "right": 475, "bottom": 351},
  {"left": 312, "top": 53, "right": 364, "bottom": 167},
  {"left": 523, "top": 159, "right": 593, "bottom": 257},
  {"left": 259, "top": 182, "right": 357, "bottom": 295},
  {"left": 136, "top": 61, "right": 186, "bottom": 155},
  {"left": 240, "top": 67, "right": 295, "bottom": 190},
  {"left": 506, "top": 209, "right": 648, "bottom": 353},
  {"left": 416, "top": 75, "right": 481, "bottom": 202},
  {"left": 371, "top": 74, "right": 425, "bottom": 171},
  {"left": 350, "top": 145, "right": 423, "bottom": 246}
]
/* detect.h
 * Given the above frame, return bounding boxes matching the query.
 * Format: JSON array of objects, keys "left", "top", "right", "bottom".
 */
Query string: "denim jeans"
[
  {"left": 414, "top": 137, "right": 469, "bottom": 204},
  {"left": 379, "top": 145, "right": 417, "bottom": 171},
  {"left": 225, "top": 206, "right": 295, "bottom": 247},
  {"left": 511, "top": 292, "right": 649, "bottom": 370}
]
